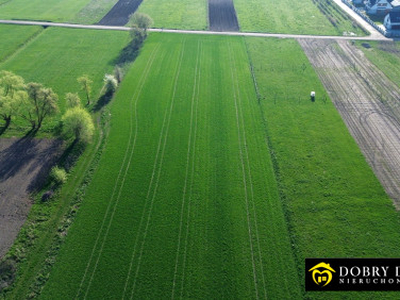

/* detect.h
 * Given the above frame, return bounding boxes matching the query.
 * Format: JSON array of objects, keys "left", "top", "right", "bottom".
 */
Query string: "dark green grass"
[
  {"left": 234, "top": 0, "right": 366, "bottom": 35},
  {"left": 0, "top": 27, "right": 129, "bottom": 133},
  {"left": 0, "top": 0, "right": 92, "bottom": 22},
  {"left": 0, "top": 25, "right": 42, "bottom": 63},
  {"left": 137, "top": 0, "right": 207, "bottom": 30},
  {"left": 247, "top": 37, "right": 400, "bottom": 298},
  {"left": 355, "top": 41, "right": 400, "bottom": 88},
  {"left": 39, "top": 33, "right": 301, "bottom": 299}
]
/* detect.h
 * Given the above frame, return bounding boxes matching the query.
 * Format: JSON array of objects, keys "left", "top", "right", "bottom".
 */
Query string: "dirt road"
[
  {"left": 0, "top": 138, "right": 62, "bottom": 258},
  {"left": 299, "top": 39, "right": 400, "bottom": 208}
]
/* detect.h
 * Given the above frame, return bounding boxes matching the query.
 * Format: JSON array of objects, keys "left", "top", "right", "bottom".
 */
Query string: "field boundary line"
[
  {"left": 171, "top": 41, "right": 201, "bottom": 300},
  {"left": 74, "top": 44, "right": 161, "bottom": 300},
  {"left": 230, "top": 40, "right": 268, "bottom": 298},
  {"left": 228, "top": 41, "right": 259, "bottom": 300},
  {"left": 121, "top": 39, "right": 186, "bottom": 299}
]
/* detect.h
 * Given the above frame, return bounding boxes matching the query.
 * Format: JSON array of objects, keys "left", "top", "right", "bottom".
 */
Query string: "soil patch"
[
  {"left": 98, "top": 0, "right": 143, "bottom": 26},
  {"left": 299, "top": 39, "right": 400, "bottom": 208},
  {"left": 0, "top": 138, "right": 62, "bottom": 258},
  {"left": 209, "top": 0, "right": 239, "bottom": 32}
]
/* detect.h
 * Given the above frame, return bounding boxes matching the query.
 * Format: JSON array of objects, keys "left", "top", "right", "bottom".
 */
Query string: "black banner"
[{"left": 306, "top": 258, "right": 400, "bottom": 291}]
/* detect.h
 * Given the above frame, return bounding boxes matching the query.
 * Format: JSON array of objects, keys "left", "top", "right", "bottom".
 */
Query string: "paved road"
[{"left": 0, "top": 19, "right": 390, "bottom": 41}]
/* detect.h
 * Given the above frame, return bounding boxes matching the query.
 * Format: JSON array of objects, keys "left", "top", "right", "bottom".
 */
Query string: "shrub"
[{"left": 50, "top": 166, "right": 67, "bottom": 186}]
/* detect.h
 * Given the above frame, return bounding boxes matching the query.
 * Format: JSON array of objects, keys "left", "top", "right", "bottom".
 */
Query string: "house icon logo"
[{"left": 308, "top": 262, "right": 336, "bottom": 287}]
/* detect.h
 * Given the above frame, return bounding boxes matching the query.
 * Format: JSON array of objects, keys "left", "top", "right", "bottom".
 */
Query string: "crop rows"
[{"left": 39, "top": 33, "right": 301, "bottom": 299}]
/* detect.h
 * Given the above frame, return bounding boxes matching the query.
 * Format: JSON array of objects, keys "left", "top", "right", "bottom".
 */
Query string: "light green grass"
[
  {"left": 72, "top": 0, "right": 118, "bottom": 24},
  {"left": 39, "top": 33, "right": 301, "bottom": 299},
  {"left": 137, "top": 0, "right": 208, "bottom": 30},
  {"left": 234, "top": 0, "right": 366, "bottom": 35},
  {"left": 0, "top": 0, "right": 92, "bottom": 22},
  {"left": 0, "top": 27, "right": 129, "bottom": 132},
  {"left": 247, "top": 37, "right": 400, "bottom": 298},
  {"left": 355, "top": 41, "right": 400, "bottom": 88},
  {"left": 0, "top": 25, "right": 42, "bottom": 63}
]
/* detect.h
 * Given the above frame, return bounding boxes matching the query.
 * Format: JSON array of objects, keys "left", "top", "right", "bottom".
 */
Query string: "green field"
[
  {"left": 72, "top": 0, "right": 118, "bottom": 24},
  {"left": 137, "top": 0, "right": 207, "bottom": 30},
  {"left": 246, "top": 37, "right": 400, "bottom": 298},
  {"left": 355, "top": 41, "right": 400, "bottom": 87},
  {"left": 38, "top": 33, "right": 301, "bottom": 299},
  {"left": 234, "top": 0, "right": 366, "bottom": 35},
  {"left": 0, "top": 27, "right": 129, "bottom": 131},
  {"left": 0, "top": 0, "right": 93, "bottom": 22},
  {"left": 0, "top": 25, "right": 42, "bottom": 63}
]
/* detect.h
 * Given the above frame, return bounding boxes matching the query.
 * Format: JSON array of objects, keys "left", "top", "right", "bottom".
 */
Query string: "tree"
[
  {"left": 0, "top": 71, "right": 26, "bottom": 127},
  {"left": 65, "top": 92, "right": 81, "bottom": 108},
  {"left": 77, "top": 76, "right": 93, "bottom": 106},
  {"left": 129, "top": 12, "right": 153, "bottom": 34},
  {"left": 102, "top": 74, "right": 118, "bottom": 96},
  {"left": 62, "top": 107, "right": 94, "bottom": 144},
  {"left": 21, "top": 83, "right": 59, "bottom": 130}
]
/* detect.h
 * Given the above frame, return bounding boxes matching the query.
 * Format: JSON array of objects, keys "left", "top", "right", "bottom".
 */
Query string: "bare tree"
[{"left": 77, "top": 75, "right": 93, "bottom": 106}]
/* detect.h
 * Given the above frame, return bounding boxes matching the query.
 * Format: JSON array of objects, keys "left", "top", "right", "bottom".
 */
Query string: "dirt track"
[
  {"left": 209, "top": 0, "right": 239, "bottom": 32},
  {"left": 299, "top": 39, "right": 400, "bottom": 208},
  {"left": 0, "top": 138, "right": 62, "bottom": 258}
]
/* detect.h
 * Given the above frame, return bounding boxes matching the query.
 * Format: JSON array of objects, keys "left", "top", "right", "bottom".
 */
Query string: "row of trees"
[{"left": 0, "top": 71, "right": 94, "bottom": 144}]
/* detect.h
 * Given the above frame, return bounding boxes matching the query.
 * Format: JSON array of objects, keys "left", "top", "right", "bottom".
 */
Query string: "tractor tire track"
[
  {"left": 228, "top": 41, "right": 260, "bottom": 299},
  {"left": 122, "top": 39, "right": 186, "bottom": 299},
  {"left": 75, "top": 44, "right": 161, "bottom": 299},
  {"left": 171, "top": 41, "right": 201, "bottom": 300},
  {"left": 299, "top": 38, "right": 400, "bottom": 208}
]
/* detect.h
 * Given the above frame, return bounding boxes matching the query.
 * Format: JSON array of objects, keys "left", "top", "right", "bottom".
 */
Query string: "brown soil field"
[
  {"left": 299, "top": 39, "right": 400, "bottom": 208},
  {"left": 0, "top": 138, "right": 62, "bottom": 258},
  {"left": 209, "top": 0, "right": 239, "bottom": 31},
  {"left": 98, "top": 0, "right": 143, "bottom": 26}
]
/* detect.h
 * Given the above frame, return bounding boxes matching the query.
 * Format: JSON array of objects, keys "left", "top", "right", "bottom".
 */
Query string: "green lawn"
[
  {"left": 246, "top": 37, "right": 400, "bottom": 298},
  {"left": 0, "top": 27, "right": 130, "bottom": 132},
  {"left": 137, "top": 0, "right": 208, "bottom": 30},
  {"left": 0, "top": 25, "right": 42, "bottom": 63},
  {"left": 0, "top": 0, "right": 92, "bottom": 22},
  {"left": 39, "top": 33, "right": 301, "bottom": 299},
  {"left": 234, "top": 0, "right": 366, "bottom": 35},
  {"left": 355, "top": 41, "right": 400, "bottom": 88}
]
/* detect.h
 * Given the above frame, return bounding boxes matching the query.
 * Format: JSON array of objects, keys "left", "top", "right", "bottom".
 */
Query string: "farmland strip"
[
  {"left": 122, "top": 39, "right": 186, "bottom": 299},
  {"left": 75, "top": 44, "right": 161, "bottom": 299},
  {"left": 208, "top": 0, "right": 239, "bottom": 32},
  {"left": 227, "top": 41, "right": 259, "bottom": 299},
  {"left": 98, "top": 0, "right": 143, "bottom": 26}
]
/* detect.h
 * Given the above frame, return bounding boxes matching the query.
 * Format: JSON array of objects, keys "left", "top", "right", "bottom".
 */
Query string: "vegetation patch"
[
  {"left": 233, "top": 0, "right": 366, "bottom": 35},
  {"left": 137, "top": 0, "right": 207, "bottom": 30},
  {"left": 72, "top": 0, "right": 118, "bottom": 24},
  {"left": 246, "top": 37, "right": 400, "bottom": 298}
]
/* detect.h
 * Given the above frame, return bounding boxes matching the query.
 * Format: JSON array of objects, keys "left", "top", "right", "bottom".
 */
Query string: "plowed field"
[
  {"left": 209, "top": 0, "right": 239, "bottom": 31},
  {"left": 98, "top": 0, "right": 143, "bottom": 26},
  {"left": 299, "top": 39, "right": 400, "bottom": 208},
  {"left": 0, "top": 138, "right": 62, "bottom": 258}
]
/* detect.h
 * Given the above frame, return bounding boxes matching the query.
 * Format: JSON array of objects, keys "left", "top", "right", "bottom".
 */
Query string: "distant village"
[{"left": 354, "top": 0, "right": 400, "bottom": 31}]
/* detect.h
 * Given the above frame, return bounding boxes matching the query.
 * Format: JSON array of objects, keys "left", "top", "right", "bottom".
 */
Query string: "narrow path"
[{"left": 0, "top": 19, "right": 390, "bottom": 41}]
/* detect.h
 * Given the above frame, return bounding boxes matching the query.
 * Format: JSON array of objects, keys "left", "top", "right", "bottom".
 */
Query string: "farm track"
[
  {"left": 75, "top": 44, "right": 161, "bottom": 299},
  {"left": 0, "top": 20, "right": 388, "bottom": 40},
  {"left": 208, "top": 0, "right": 239, "bottom": 32},
  {"left": 228, "top": 41, "right": 267, "bottom": 299},
  {"left": 299, "top": 38, "right": 400, "bottom": 208},
  {"left": 123, "top": 39, "right": 186, "bottom": 299},
  {"left": 98, "top": 0, "right": 143, "bottom": 26}
]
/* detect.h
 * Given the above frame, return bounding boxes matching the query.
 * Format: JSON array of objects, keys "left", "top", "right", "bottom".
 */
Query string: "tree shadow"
[
  {"left": 112, "top": 40, "right": 142, "bottom": 67},
  {"left": 92, "top": 90, "right": 113, "bottom": 113}
]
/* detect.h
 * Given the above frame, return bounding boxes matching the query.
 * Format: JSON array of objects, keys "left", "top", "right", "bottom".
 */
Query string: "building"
[{"left": 365, "top": 0, "right": 393, "bottom": 15}]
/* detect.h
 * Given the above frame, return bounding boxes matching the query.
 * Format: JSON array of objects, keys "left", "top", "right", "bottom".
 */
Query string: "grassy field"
[
  {"left": 0, "top": 0, "right": 92, "bottom": 22},
  {"left": 38, "top": 33, "right": 301, "bottom": 299},
  {"left": 137, "top": 0, "right": 208, "bottom": 30},
  {"left": 72, "top": 0, "right": 118, "bottom": 24},
  {"left": 234, "top": 0, "right": 366, "bottom": 35},
  {"left": 355, "top": 41, "right": 400, "bottom": 87},
  {"left": 246, "top": 37, "right": 400, "bottom": 298},
  {"left": 0, "top": 27, "right": 129, "bottom": 133},
  {"left": 0, "top": 25, "right": 42, "bottom": 63}
]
